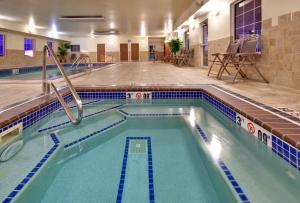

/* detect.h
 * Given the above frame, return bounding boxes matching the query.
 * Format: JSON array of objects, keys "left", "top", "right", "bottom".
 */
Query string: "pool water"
[
  {"left": 1, "top": 99, "right": 300, "bottom": 203},
  {"left": 0, "top": 63, "right": 109, "bottom": 80}
]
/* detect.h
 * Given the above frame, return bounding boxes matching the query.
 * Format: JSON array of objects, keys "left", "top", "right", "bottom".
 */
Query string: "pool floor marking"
[
  {"left": 116, "top": 137, "right": 154, "bottom": 203},
  {"left": 195, "top": 125, "right": 250, "bottom": 203},
  {"left": 58, "top": 98, "right": 103, "bottom": 111},
  {"left": 64, "top": 118, "right": 127, "bottom": 149},
  {"left": 118, "top": 109, "right": 189, "bottom": 117},
  {"left": 3, "top": 133, "right": 60, "bottom": 203},
  {"left": 38, "top": 104, "right": 124, "bottom": 133}
]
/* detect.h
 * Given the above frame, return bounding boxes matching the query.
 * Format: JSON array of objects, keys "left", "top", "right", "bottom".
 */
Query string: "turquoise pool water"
[
  {"left": 0, "top": 64, "right": 109, "bottom": 80},
  {"left": 1, "top": 99, "right": 300, "bottom": 203}
]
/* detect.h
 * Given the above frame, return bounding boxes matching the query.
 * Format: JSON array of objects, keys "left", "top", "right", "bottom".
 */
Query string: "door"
[
  {"left": 202, "top": 20, "right": 208, "bottom": 66},
  {"left": 97, "top": 44, "right": 105, "bottom": 62},
  {"left": 131, "top": 43, "right": 139, "bottom": 61},
  {"left": 120, "top": 43, "right": 128, "bottom": 61}
]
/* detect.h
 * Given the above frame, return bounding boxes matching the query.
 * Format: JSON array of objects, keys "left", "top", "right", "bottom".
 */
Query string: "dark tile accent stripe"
[
  {"left": 38, "top": 104, "right": 124, "bottom": 133},
  {"left": 64, "top": 118, "right": 127, "bottom": 149},
  {"left": 195, "top": 125, "right": 250, "bottom": 203},
  {"left": 3, "top": 133, "right": 60, "bottom": 203},
  {"left": 58, "top": 98, "right": 103, "bottom": 111},
  {"left": 116, "top": 137, "right": 154, "bottom": 203},
  {"left": 118, "top": 109, "right": 189, "bottom": 117}
]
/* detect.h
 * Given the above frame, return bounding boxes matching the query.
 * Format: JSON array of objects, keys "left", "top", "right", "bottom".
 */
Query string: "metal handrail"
[
  {"left": 42, "top": 44, "right": 83, "bottom": 125},
  {"left": 75, "top": 56, "right": 92, "bottom": 72}
]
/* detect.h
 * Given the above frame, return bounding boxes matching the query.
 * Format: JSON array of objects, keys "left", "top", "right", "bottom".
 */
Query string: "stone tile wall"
[{"left": 207, "top": 10, "right": 300, "bottom": 89}]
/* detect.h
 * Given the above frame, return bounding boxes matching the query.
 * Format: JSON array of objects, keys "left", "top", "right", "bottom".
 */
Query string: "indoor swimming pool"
[{"left": 1, "top": 96, "right": 300, "bottom": 203}]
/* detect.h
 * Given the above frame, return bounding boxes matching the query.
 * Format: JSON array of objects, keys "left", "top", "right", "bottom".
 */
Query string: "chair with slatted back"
[
  {"left": 207, "top": 40, "right": 240, "bottom": 78},
  {"left": 218, "top": 38, "right": 268, "bottom": 83}
]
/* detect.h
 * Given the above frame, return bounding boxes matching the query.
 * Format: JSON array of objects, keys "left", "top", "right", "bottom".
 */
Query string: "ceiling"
[{"left": 0, "top": 0, "right": 195, "bottom": 38}]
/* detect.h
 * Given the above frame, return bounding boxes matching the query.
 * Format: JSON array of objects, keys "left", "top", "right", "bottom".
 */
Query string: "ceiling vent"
[
  {"left": 59, "top": 15, "right": 105, "bottom": 21},
  {"left": 93, "top": 30, "right": 119, "bottom": 35}
]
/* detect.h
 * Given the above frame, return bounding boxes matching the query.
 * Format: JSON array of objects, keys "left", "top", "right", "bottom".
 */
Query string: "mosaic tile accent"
[
  {"left": 151, "top": 91, "right": 202, "bottom": 99},
  {"left": 195, "top": 125, "right": 250, "bottom": 203},
  {"left": 271, "top": 135, "right": 300, "bottom": 170},
  {"left": 116, "top": 137, "right": 154, "bottom": 203},
  {"left": 64, "top": 118, "right": 126, "bottom": 149},
  {"left": 39, "top": 104, "right": 124, "bottom": 133},
  {"left": 118, "top": 109, "right": 189, "bottom": 117},
  {"left": 129, "top": 139, "right": 147, "bottom": 154},
  {"left": 2, "top": 133, "right": 60, "bottom": 203},
  {"left": 202, "top": 93, "right": 236, "bottom": 122}
]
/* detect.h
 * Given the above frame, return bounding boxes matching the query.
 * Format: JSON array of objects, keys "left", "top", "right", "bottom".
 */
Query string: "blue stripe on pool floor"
[
  {"left": 116, "top": 137, "right": 154, "bottom": 203},
  {"left": 195, "top": 124, "right": 250, "bottom": 203}
]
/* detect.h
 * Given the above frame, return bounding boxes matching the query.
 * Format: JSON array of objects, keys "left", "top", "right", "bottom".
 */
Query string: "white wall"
[{"left": 70, "top": 35, "right": 149, "bottom": 53}]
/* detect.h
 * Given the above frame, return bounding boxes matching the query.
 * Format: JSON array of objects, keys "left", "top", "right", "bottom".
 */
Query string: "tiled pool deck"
[{"left": 0, "top": 62, "right": 300, "bottom": 112}]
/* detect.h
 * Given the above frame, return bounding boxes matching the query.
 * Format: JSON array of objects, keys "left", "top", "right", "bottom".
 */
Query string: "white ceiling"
[{"left": 0, "top": 0, "right": 195, "bottom": 37}]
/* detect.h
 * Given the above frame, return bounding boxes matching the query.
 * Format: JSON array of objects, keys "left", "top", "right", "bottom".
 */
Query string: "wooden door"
[
  {"left": 120, "top": 43, "right": 128, "bottom": 61},
  {"left": 131, "top": 43, "right": 139, "bottom": 61},
  {"left": 97, "top": 44, "right": 105, "bottom": 62}
]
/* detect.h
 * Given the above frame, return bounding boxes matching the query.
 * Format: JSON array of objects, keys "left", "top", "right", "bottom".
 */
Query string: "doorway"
[
  {"left": 202, "top": 20, "right": 208, "bottom": 67},
  {"left": 131, "top": 43, "right": 139, "bottom": 61},
  {"left": 120, "top": 43, "right": 128, "bottom": 61},
  {"left": 97, "top": 44, "right": 105, "bottom": 62}
]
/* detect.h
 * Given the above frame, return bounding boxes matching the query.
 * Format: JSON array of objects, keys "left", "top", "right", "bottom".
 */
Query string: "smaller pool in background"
[{"left": 0, "top": 63, "right": 111, "bottom": 80}]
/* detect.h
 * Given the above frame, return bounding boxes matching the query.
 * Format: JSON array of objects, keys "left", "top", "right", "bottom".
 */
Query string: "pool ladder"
[
  {"left": 71, "top": 55, "right": 92, "bottom": 72},
  {"left": 42, "top": 44, "right": 83, "bottom": 125}
]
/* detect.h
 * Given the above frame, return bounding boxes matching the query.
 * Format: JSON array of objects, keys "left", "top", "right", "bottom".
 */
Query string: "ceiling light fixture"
[
  {"left": 93, "top": 30, "right": 119, "bottom": 35},
  {"left": 59, "top": 15, "right": 105, "bottom": 21}
]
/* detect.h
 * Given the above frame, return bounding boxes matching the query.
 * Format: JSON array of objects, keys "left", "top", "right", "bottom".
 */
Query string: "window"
[
  {"left": 0, "top": 34, "right": 5, "bottom": 57},
  {"left": 184, "top": 30, "right": 190, "bottom": 49},
  {"left": 234, "top": 0, "right": 261, "bottom": 39},
  {"left": 70, "top": 44, "right": 80, "bottom": 52},
  {"left": 24, "top": 38, "right": 35, "bottom": 57},
  {"left": 47, "top": 41, "right": 54, "bottom": 56}
]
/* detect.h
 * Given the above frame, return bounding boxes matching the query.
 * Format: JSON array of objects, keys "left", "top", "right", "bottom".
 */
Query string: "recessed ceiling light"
[{"left": 59, "top": 15, "right": 105, "bottom": 21}]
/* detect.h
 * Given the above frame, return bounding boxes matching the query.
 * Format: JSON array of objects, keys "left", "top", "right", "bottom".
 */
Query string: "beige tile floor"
[{"left": 0, "top": 62, "right": 300, "bottom": 112}]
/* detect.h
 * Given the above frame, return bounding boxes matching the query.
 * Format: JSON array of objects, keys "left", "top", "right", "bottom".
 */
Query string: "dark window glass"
[
  {"left": 234, "top": 0, "right": 261, "bottom": 39},
  {"left": 47, "top": 41, "right": 54, "bottom": 56},
  {"left": 24, "top": 38, "right": 35, "bottom": 57},
  {"left": 71, "top": 45, "right": 80, "bottom": 52},
  {"left": 0, "top": 34, "right": 5, "bottom": 57},
  {"left": 234, "top": 0, "right": 261, "bottom": 51}
]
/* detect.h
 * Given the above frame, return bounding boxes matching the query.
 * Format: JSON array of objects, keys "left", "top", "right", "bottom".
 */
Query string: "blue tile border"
[
  {"left": 151, "top": 91, "right": 202, "bottom": 99},
  {"left": 64, "top": 118, "right": 127, "bottom": 149},
  {"left": 38, "top": 104, "right": 124, "bottom": 133},
  {"left": 0, "top": 94, "right": 73, "bottom": 134},
  {"left": 116, "top": 137, "right": 154, "bottom": 203},
  {"left": 195, "top": 125, "right": 250, "bottom": 203},
  {"left": 2, "top": 133, "right": 60, "bottom": 203},
  {"left": 202, "top": 93, "right": 236, "bottom": 122},
  {"left": 58, "top": 98, "right": 103, "bottom": 111},
  {"left": 271, "top": 135, "right": 300, "bottom": 170}
]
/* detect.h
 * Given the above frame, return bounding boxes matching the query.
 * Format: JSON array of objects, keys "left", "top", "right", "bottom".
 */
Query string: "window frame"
[
  {"left": 0, "top": 33, "right": 6, "bottom": 57},
  {"left": 233, "top": 0, "right": 262, "bottom": 40},
  {"left": 24, "top": 37, "right": 36, "bottom": 57}
]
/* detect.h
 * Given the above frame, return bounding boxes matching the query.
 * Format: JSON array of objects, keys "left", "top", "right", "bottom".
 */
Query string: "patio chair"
[
  {"left": 207, "top": 40, "right": 240, "bottom": 78},
  {"left": 178, "top": 49, "right": 194, "bottom": 66},
  {"left": 218, "top": 38, "right": 269, "bottom": 83}
]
